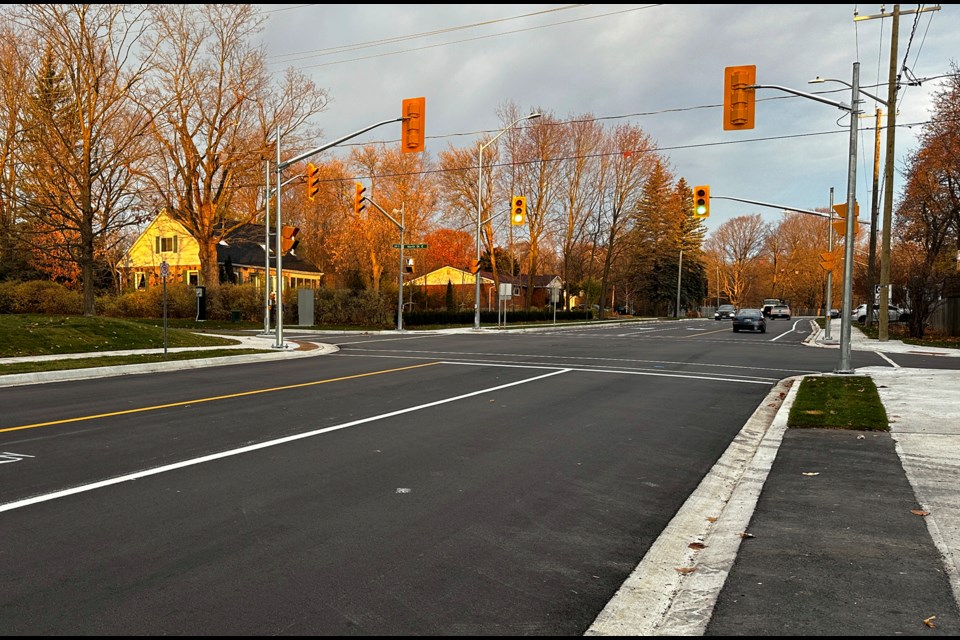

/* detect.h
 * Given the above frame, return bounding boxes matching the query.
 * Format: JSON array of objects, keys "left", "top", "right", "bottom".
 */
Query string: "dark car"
[
  {"left": 829, "top": 308, "right": 840, "bottom": 319},
  {"left": 769, "top": 304, "right": 791, "bottom": 320},
  {"left": 714, "top": 304, "right": 736, "bottom": 320},
  {"left": 732, "top": 308, "right": 767, "bottom": 333}
]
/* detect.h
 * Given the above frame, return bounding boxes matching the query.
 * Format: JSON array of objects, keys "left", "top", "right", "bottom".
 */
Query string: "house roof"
[{"left": 216, "top": 222, "right": 321, "bottom": 274}]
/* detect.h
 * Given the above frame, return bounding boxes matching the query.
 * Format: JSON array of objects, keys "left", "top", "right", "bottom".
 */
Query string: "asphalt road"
[{"left": 0, "top": 317, "right": 911, "bottom": 634}]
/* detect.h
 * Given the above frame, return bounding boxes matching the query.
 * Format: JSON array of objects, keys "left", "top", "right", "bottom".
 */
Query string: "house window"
[
  {"left": 155, "top": 235, "right": 179, "bottom": 254},
  {"left": 134, "top": 272, "right": 147, "bottom": 290},
  {"left": 187, "top": 270, "right": 199, "bottom": 285}
]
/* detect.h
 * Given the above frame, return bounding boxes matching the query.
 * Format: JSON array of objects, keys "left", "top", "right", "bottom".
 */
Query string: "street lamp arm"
[
  {"left": 808, "top": 77, "right": 889, "bottom": 107},
  {"left": 751, "top": 83, "right": 851, "bottom": 112}
]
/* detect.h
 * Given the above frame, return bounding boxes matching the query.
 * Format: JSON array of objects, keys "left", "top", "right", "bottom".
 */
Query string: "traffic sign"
[
  {"left": 160, "top": 260, "right": 169, "bottom": 278},
  {"left": 392, "top": 243, "right": 428, "bottom": 249}
]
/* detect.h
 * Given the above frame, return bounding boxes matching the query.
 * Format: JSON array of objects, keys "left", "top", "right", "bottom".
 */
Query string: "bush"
[
  {"left": 0, "top": 281, "right": 83, "bottom": 314},
  {"left": 314, "top": 289, "right": 393, "bottom": 327}
]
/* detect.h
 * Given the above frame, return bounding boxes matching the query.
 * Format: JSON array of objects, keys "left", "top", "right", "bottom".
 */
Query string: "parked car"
[
  {"left": 714, "top": 304, "right": 737, "bottom": 320},
  {"left": 762, "top": 298, "right": 783, "bottom": 318},
  {"left": 732, "top": 308, "right": 767, "bottom": 333},
  {"left": 769, "top": 304, "right": 791, "bottom": 320},
  {"left": 853, "top": 303, "right": 909, "bottom": 323},
  {"left": 829, "top": 308, "right": 840, "bottom": 318}
]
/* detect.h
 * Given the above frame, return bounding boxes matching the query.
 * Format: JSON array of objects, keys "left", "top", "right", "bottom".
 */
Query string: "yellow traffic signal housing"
[
  {"left": 723, "top": 65, "right": 756, "bottom": 130},
  {"left": 305, "top": 162, "right": 320, "bottom": 201},
  {"left": 831, "top": 202, "right": 860, "bottom": 237},
  {"left": 469, "top": 259, "right": 481, "bottom": 275},
  {"left": 401, "top": 97, "right": 425, "bottom": 153},
  {"left": 353, "top": 182, "right": 366, "bottom": 215},
  {"left": 511, "top": 196, "right": 527, "bottom": 226},
  {"left": 693, "top": 185, "right": 710, "bottom": 218},
  {"left": 281, "top": 225, "right": 300, "bottom": 254}
]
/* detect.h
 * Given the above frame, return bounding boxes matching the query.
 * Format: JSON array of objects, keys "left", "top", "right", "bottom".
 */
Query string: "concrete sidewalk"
[{"left": 589, "top": 318, "right": 960, "bottom": 635}]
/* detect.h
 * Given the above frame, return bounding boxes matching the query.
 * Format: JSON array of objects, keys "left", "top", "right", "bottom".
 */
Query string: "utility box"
[
  {"left": 298, "top": 289, "right": 314, "bottom": 327},
  {"left": 195, "top": 286, "right": 206, "bottom": 321}
]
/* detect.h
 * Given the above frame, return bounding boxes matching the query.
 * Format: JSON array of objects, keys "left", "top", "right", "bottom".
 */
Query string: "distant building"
[
  {"left": 404, "top": 266, "right": 562, "bottom": 310},
  {"left": 116, "top": 210, "right": 322, "bottom": 291}
]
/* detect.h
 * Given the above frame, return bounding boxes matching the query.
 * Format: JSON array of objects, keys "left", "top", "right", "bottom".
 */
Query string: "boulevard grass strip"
[
  {"left": 0, "top": 314, "right": 238, "bottom": 357},
  {"left": 0, "top": 349, "right": 271, "bottom": 375},
  {"left": 788, "top": 375, "right": 889, "bottom": 431}
]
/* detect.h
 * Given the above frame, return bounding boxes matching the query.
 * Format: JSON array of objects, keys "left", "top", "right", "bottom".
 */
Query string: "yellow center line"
[{"left": 0, "top": 361, "right": 441, "bottom": 434}]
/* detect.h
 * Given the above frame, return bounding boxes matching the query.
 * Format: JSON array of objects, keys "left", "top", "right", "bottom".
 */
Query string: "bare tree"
[
  {"left": 139, "top": 4, "right": 330, "bottom": 289},
  {"left": 704, "top": 214, "right": 768, "bottom": 309}
]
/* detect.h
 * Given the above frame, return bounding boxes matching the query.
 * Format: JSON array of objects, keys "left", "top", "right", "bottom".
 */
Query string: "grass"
[
  {"left": 0, "top": 314, "right": 239, "bottom": 358},
  {"left": 788, "top": 375, "right": 889, "bottom": 431},
  {"left": 0, "top": 314, "right": 275, "bottom": 376},
  {"left": 0, "top": 349, "right": 268, "bottom": 375}
]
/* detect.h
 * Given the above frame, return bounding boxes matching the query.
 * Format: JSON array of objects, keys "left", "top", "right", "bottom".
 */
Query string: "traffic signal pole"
[
  {"left": 270, "top": 117, "right": 402, "bottom": 348},
  {"left": 723, "top": 62, "right": 862, "bottom": 373}
]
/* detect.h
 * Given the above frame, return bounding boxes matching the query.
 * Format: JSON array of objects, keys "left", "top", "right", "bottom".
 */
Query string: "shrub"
[{"left": 0, "top": 281, "right": 83, "bottom": 314}]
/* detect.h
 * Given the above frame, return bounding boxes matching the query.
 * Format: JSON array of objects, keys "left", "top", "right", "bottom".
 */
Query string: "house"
[
  {"left": 116, "top": 210, "right": 322, "bottom": 292},
  {"left": 404, "top": 266, "right": 562, "bottom": 310}
]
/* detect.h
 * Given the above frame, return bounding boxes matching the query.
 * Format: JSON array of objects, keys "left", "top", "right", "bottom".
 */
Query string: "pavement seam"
[{"left": 585, "top": 376, "right": 797, "bottom": 636}]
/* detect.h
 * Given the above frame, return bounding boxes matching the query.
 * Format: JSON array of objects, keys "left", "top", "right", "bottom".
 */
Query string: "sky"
[{"left": 255, "top": 4, "right": 959, "bottom": 238}]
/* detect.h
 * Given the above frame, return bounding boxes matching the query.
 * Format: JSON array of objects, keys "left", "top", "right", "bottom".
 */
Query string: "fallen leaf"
[
  {"left": 911, "top": 509, "right": 930, "bottom": 517},
  {"left": 688, "top": 542, "right": 707, "bottom": 550},
  {"left": 676, "top": 567, "right": 696, "bottom": 574},
  {"left": 802, "top": 472, "right": 820, "bottom": 476},
  {"left": 706, "top": 516, "right": 718, "bottom": 523},
  {"left": 923, "top": 615, "right": 937, "bottom": 628},
  {"left": 739, "top": 531, "right": 755, "bottom": 539}
]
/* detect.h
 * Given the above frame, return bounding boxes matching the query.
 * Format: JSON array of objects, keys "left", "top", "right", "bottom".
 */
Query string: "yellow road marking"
[{"left": 0, "top": 362, "right": 441, "bottom": 434}]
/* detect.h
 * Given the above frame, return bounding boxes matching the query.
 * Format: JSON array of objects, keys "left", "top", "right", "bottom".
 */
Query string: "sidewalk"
[{"left": 589, "top": 318, "right": 960, "bottom": 635}]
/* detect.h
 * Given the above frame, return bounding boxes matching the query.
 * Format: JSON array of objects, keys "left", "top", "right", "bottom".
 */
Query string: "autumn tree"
[{"left": 895, "top": 62, "right": 960, "bottom": 338}]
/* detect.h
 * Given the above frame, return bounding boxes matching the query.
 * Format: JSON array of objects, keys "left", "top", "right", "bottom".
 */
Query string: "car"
[
  {"left": 761, "top": 298, "right": 783, "bottom": 318},
  {"left": 732, "top": 308, "right": 767, "bottom": 333},
  {"left": 769, "top": 304, "right": 791, "bottom": 320},
  {"left": 829, "top": 308, "right": 840, "bottom": 319},
  {"left": 853, "top": 303, "right": 909, "bottom": 323},
  {"left": 714, "top": 304, "right": 737, "bottom": 320}
]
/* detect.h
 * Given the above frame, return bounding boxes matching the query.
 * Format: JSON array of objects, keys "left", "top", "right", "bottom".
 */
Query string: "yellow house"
[
  {"left": 405, "top": 266, "right": 562, "bottom": 310},
  {"left": 116, "top": 210, "right": 322, "bottom": 291}
]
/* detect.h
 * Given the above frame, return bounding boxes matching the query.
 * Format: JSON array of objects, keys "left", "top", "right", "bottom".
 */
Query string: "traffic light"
[
  {"left": 405, "top": 258, "right": 414, "bottom": 273},
  {"left": 353, "top": 182, "right": 366, "bottom": 215},
  {"left": 469, "top": 259, "right": 481, "bottom": 275},
  {"left": 401, "top": 97, "right": 425, "bottom": 153},
  {"left": 723, "top": 65, "right": 756, "bottom": 131},
  {"left": 305, "top": 162, "right": 320, "bottom": 201},
  {"left": 510, "top": 196, "right": 527, "bottom": 226},
  {"left": 281, "top": 225, "right": 300, "bottom": 254},
  {"left": 693, "top": 185, "right": 710, "bottom": 218}
]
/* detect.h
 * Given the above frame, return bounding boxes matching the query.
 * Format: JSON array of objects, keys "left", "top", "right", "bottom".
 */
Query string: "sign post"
[{"left": 160, "top": 260, "right": 169, "bottom": 357}]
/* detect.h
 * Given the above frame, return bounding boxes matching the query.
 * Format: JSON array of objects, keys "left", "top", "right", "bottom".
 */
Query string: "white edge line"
[{"left": 0, "top": 368, "right": 570, "bottom": 514}]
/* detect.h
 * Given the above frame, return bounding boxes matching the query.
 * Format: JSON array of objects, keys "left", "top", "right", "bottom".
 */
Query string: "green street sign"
[{"left": 392, "top": 243, "right": 428, "bottom": 249}]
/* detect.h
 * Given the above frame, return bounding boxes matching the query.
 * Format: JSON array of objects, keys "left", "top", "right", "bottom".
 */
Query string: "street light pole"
[
  {"left": 475, "top": 112, "right": 541, "bottom": 331},
  {"left": 837, "top": 62, "right": 861, "bottom": 373}
]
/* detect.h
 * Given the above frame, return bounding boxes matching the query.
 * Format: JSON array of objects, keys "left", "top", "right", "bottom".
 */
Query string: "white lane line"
[
  {"left": 0, "top": 369, "right": 569, "bottom": 514},
  {"left": 877, "top": 351, "right": 900, "bottom": 367}
]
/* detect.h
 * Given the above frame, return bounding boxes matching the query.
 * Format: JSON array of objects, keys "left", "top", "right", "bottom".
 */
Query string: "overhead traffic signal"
[
  {"left": 305, "top": 162, "right": 320, "bottom": 201},
  {"left": 353, "top": 182, "right": 366, "bottom": 215},
  {"left": 281, "top": 225, "right": 300, "bottom": 254},
  {"left": 401, "top": 97, "right": 425, "bottom": 153},
  {"left": 693, "top": 185, "right": 710, "bottom": 218},
  {"left": 510, "top": 196, "right": 527, "bottom": 226},
  {"left": 723, "top": 65, "right": 756, "bottom": 131}
]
